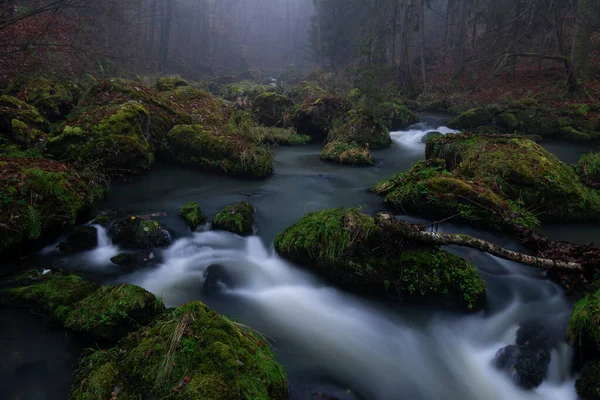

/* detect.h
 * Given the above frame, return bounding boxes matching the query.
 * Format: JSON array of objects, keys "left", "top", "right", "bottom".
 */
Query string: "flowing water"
[{"left": 4, "top": 113, "right": 593, "bottom": 400}]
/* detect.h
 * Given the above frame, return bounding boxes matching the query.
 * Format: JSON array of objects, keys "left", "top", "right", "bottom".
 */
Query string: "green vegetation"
[
  {"left": 379, "top": 102, "right": 420, "bottom": 130},
  {"left": 213, "top": 202, "right": 254, "bottom": 235},
  {"left": 154, "top": 76, "right": 190, "bottom": 92},
  {"left": 252, "top": 92, "right": 293, "bottom": 126},
  {"left": 448, "top": 107, "right": 493, "bottom": 130},
  {"left": 568, "top": 289, "right": 600, "bottom": 356},
  {"left": 71, "top": 301, "right": 288, "bottom": 400},
  {"left": 179, "top": 201, "right": 206, "bottom": 230},
  {"left": 252, "top": 127, "right": 311, "bottom": 145},
  {"left": 274, "top": 208, "right": 486, "bottom": 310},
  {"left": 577, "top": 153, "right": 600, "bottom": 189},
  {"left": 321, "top": 141, "right": 374, "bottom": 166},
  {"left": 18, "top": 77, "right": 81, "bottom": 122},
  {"left": 0, "top": 95, "right": 49, "bottom": 148},
  {"left": 328, "top": 110, "right": 391, "bottom": 149}
]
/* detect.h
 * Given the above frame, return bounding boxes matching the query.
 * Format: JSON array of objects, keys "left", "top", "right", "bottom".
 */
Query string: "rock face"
[
  {"left": 70, "top": 301, "right": 288, "bottom": 400},
  {"left": 252, "top": 92, "right": 293, "bottom": 126},
  {"left": 493, "top": 323, "right": 552, "bottom": 390},
  {"left": 110, "top": 216, "right": 171, "bottom": 249},
  {"left": 321, "top": 141, "right": 374, "bottom": 166},
  {"left": 274, "top": 208, "right": 486, "bottom": 311},
  {"left": 213, "top": 202, "right": 255, "bottom": 235},
  {"left": 328, "top": 110, "right": 391, "bottom": 149},
  {"left": 47, "top": 100, "right": 155, "bottom": 174},
  {"left": 59, "top": 226, "right": 98, "bottom": 253}
]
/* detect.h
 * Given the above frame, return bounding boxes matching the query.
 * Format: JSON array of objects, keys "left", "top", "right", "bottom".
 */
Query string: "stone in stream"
[
  {"left": 212, "top": 202, "right": 255, "bottom": 236},
  {"left": 110, "top": 216, "right": 172, "bottom": 249},
  {"left": 203, "top": 264, "right": 238, "bottom": 294},
  {"left": 178, "top": 201, "right": 206, "bottom": 231},
  {"left": 493, "top": 323, "right": 551, "bottom": 390},
  {"left": 420, "top": 131, "right": 443, "bottom": 143},
  {"left": 58, "top": 225, "right": 98, "bottom": 253}
]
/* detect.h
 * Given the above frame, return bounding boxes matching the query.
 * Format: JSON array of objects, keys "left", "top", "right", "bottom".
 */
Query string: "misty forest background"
[{"left": 1, "top": 0, "right": 599, "bottom": 93}]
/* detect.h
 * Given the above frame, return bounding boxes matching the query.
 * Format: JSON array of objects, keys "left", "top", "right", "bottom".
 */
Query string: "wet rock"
[
  {"left": 213, "top": 202, "right": 254, "bottom": 236},
  {"left": 179, "top": 201, "right": 206, "bottom": 231},
  {"left": 110, "top": 216, "right": 171, "bottom": 249},
  {"left": 203, "top": 264, "right": 238, "bottom": 294},
  {"left": 493, "top": 323, "right": 551, "bottom": 390},
  {"left": 59, "top": 226, "right": 98, "bottom": 253},
  {"left": 448, "top": 107, "right": 493, "bottom": 130},
  {"left": 420, "top": 131, "right": 443, "bottom": 143},
  {"left": 110, "top": 252, "right": 140, "bottom": 266}
]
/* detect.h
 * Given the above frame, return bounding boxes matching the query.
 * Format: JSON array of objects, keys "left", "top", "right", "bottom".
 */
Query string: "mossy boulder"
[
  {"left": 328, "top": 110, "right": 391, "bottom": 149},
  {"left": 252, "top": 127, "right": 311, "bottom": 145},
  {"left": 70, "top": 301, "right": 288, "bottom": 400},
  {"left": 448, "top": 107, "right": 493, "bottom": 130},
  {"left": 166, "top": 124, "right": 273, "bottom": 178},
  {"left": 252, "top": 92, "right": 293, "bottom": 127},
  {"left": 110, "top": 216, "right": 171, "bottom": 249},
  {"left": 2, "top": 273, "right": 164, "bottom": 341},
  {"left": 0, "top": 95, "right": 49, "bottom": 147},
  {"left": 568, "top": 289, "right": 600, "bottom": 368},
  {"left": 59, "top": 225, "right": 98, "bottom": 253},
  {"left": 154, "top": 76, "right": 189, "bottom": 92},
  {"left": 213, "top": 202, "right": 254, "bottom": 235},
  {"left": 495, "top": 112, "right": 520, "bottom": 132},
  {"left": 577, "top": 153, "right": 600, "bottom": 189},
  {"left": 17, "top": 77, "right": 81, "bottom": 122},
  {"left": 47, "top": 101, "right": 154, "bottom": 174},
  {"left": 168, "top": 86, "right": 227, "bottom": 128},
  {"left": 274, "top": 208, "right": 486, "bottom": 311},
  {"left": 226, "top": 81, "right": 277, "bottom": 107},
  {"left": 425, "top": 134, "right": 600, "bottom": 222},
  {"left": 292, "top": 96, "right": 351, "bottom": 140},
  {"left": 373, "top": 159, "right": 540, "bottom": 232},
  {"left": 421, "top": 131, "right": 443, "bottom": 143},
  {"left": 379, "top": 102, "right": 420, "bottom": 130},
  {"left": 179, "top": 201, "right": 206, "bottom": 230},
  {"left": 576, "top": 361, "right": 600, "bottom": 400},
  {"left": 321, "top": 141, "right": 374, "bottom": 166},
  {"left": 0, "top": 157, "right": 98, "bottom": 257},
  {"left": 110, "top": 252, "right": 140, "bottom": 266}
]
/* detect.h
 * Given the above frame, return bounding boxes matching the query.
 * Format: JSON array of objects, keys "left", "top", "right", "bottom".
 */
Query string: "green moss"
[
  {"left": 179, "top": 201, "right": 206, "bottom": 230},
  {"left": 252, "top": 127, "right": 311, "bottom": 145},
  {"left": 568, "top": 289, "right": 600, "bottom": 352},
  {"left": 19, "top": 77, "right": 81, "bottom": 121},
  {"left": 166, "top": 124, "right": 273, "bottom": 178},
  {"left": 65, "top": 284, "right": 165, "bottom": 340},
  {"left": 291, "top": 95, "right": 351, "bottom": 139},
  {"left": 425, "top": 134, "right": 600, "bottom": 222},
  {"left": 321, "top": 141, "right": 374, "bottom": 166},
  {"left": 495, "top": 112, "right": 520, "bottom": 132},
  {"left": 11, "top": 119, "right": 45, "bottom": 147},
  {"left": 0, "top": 95, "right": 49, "bottom": 146},
  {"left": 252, "top": 92, "right": 293, "bottom": 126},
  {"left": 213, "top": 202, "right": 254, "bottom": 235},
  {"left": 274, "top": 208, "right": 486, "bottom": 310},
  {"left": 226, "top": 81, "right": 277, "bottom": 102},
  {"left": 70, "top": 301, "right": 288, "bottom": 400},
  {"left": 155, "top": 76, "right": 190, "bottom": 92},
  {"left": 561, "top": 126, "right": 591, "bottom": 142},
  {"left": 448, "top": 107, "right": 493, "bottom": 130},
  {"left": 328, "top": 110, "right": 391, "bottom": 149},
  {"left": 379, "top": 102, "right": 420, "bottom": 130},
  {"left": 576, "top": 361, "right": 600, "bottom": 400},
  {"left": 577, "top": 153, "right": 600, "bottom": 189}
]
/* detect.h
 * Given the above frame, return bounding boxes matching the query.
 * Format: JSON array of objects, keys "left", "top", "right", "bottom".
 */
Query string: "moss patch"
[
  {"left": 155, "top": 76, "right": 190, "bottom": 92},
  {"left": 0, "top": 95, "right": 49, "bottom": 147},
  {"left": 179, "top": 201, "right": 206, "bottom": 230},
  {"left": 110, "top": 216, "right": 172, "bottom": 249},
  {"left": 321, "top": 141, "right": 374, "bottom": 166},
  {"left": 328, "top": 110, "right": 391, "bottom": 149},
  {"left": 568, "top": 289, "right": 600, "bottom": 366},
  {"left": 274, "top": 208, "right": 486, "bottom": 310},
  {"left": 252, "top": 127, "right": 311, "bottom": 145},
  {"left": 577, "top": 153, "right": 600, "bottom": 189},
  {"left": 213, "top": 202, "right": 254, "bottom": 235},
  {"left": 71, "top": 301, "right": 287, "bottom": 400},
  {"left": 379, "top": 102, "right": 420, "bottom": 130},
  {"left": 17, "top": 77, "right": 81, "bottom": 122},
  {"left": 448, "top": 107, "right": 493, "bottom": 130}
]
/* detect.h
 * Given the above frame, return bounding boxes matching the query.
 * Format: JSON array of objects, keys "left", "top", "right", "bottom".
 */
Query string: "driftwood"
[{"left": 376, "top": 213, "right": 586, "bottom": 273}]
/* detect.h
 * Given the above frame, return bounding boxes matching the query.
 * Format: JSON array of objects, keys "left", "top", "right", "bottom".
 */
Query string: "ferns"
[{"left": 25, "top": 205, "right": 42, "bottom": 240}]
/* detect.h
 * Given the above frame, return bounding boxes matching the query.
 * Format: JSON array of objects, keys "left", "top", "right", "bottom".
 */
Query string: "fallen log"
[{"left": 376, "top": 213, "right": 585, "bottom": 273}]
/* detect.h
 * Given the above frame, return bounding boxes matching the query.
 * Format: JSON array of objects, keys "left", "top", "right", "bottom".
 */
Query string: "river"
[{"left": 2, "top": 113, "right": 591, "bottom": 400}]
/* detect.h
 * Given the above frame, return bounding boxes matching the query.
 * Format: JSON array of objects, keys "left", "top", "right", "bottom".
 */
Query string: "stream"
[{"left": 3, "top": 113, "right": 594, "bottom": 400}]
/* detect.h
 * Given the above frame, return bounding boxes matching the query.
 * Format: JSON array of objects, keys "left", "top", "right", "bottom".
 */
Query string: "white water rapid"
[
  {"left": 114, "top": 230, "right": 577, "bottom": 400},
  {"left": 390, "top": 121, "right": 458, "bottom": 151}
]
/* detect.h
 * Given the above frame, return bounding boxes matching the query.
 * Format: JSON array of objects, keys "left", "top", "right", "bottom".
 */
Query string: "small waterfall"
[{"left": 390, "top": 122, "right": 458, "bottom": 151}]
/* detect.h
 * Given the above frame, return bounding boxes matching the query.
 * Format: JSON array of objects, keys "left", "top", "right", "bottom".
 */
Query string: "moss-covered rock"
[
  {"left": 47, "top": 101, "right": 154, "bottom": 174},
  {"left": 226, "top": 81, "right": 278, "bottom": 107},
  {"left": 0, "top": 95, "right": 49, "bottom": 147},
  {"left": 291, "top": 95, "right": 351, "bottom": 140},
  {"left": 321, "top": 141, "right": 374, "bottom": 166},
  {"left": 70, "top": 301, "right": 288, "bottom": 400},
  {"left": 421, "top": 131, "right": 443, "bottom": 143},
  {"left": 168, "top": 86, "right": 227, "bottom": 128},
  {"left": 110, "top": 216, "right": 172, "bottom": 249},
  {"left": 252, "top": 127, "right": 311, "bottom": 145},
  {"left": 166, "top": 124, "right": 273, "bottom": 178},
  {"left": 328, "top": 110, "right": 391, "bottom": 149},
  {"left": 425, "top": 134, "right": 600, "bottom": 222},
  {"left": 576, "top": 361, "right": 600, "bottom": 400},
  {"left": 373, "top": 159, "right": 540, "bottom": 231},
  {"left": 154, "top": 76, "right": 190, "bottom": 92},
  {"left": 2, "top": 273, "right": 164, "bottom": 341},
  {"left": 252, "top": 92, "right": 293, "bottom": 127},
  {"left": 448, "top": 107, "right": 493, "bottom": 130},
  {"left": 179, "top": 201, "right": 206, "bottom": 230},
  {"left": 577, "top": 153, "right": 600, "bottom": 189},
  {"left": 213, "top": 202, "right": 254, "bottom": 235},
  {"left": 18, "top": 77, "right": 81, "bottom": 122},
  {"left": 0, "top": 156, "right": 97, "bottom": 257},
  {"left": 110, "top": 252, "right": 140, "bottom": 266},
  {"left": 379, "top": 102, "right": 420, "bottom": 130},
  {"left": 568, "top": 289, "right": 600, "bottom": 368},
  {"left": 274, "top": 208, "right": 486, "bottom": 310},
  {"left": 495, "top": 112, "right": 520, "bottom": 132}
]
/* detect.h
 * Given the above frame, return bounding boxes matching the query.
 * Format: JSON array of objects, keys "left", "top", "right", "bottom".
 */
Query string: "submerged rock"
[
  {"left": 70, "top": 301, "right": 288, "bottom": 400},
  {"left": 110, "top": 216, "right": 171, "bottom": 249},
  {"left": 59, "top": 226, "right": 98, "bottom": 253},
  {"left": 213, "top": 202, "right": 254, "bottom": 236},
  {"left": 321, "top": 141, "right": 374, "bottom": 166},
  {"left": 274, "top": 208, "right": 486, "bottom": 311},
  {"left": 493, "top": 323, "right": 551, "bottom": 390},
  {"left": 179, "top": 201, "right": 206, "bottom": 231}
]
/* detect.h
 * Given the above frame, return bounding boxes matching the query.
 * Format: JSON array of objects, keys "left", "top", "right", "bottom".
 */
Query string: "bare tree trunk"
[
  {"left": 390, "top": 0, "right": 400, "bottom": 67},
  {"left": 454, "top": 0, "right": 468, "bottom": 77},
  {"left": 376, "top": 213, "right": 585, "bottom": 273},
  {"left": 442, "top": 0, "right": 453, "bottom": 66},
  {"left": 571, "top": 0, "right": 593, "bottom": 82},
  {"left": 417, "top": 0, "right": 427, "bottom": 90}
]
